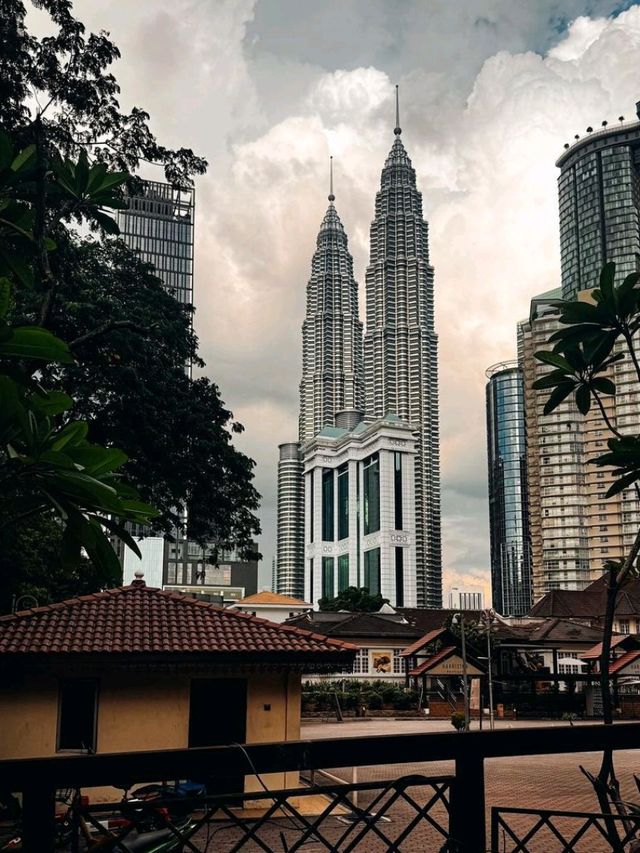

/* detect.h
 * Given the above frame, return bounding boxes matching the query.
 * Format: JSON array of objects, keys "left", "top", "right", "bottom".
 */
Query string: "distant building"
[
  {"left": 303, "top": 411, "right": 417, "bottom": 609},
  {"left": 485, "top": 361, "right": 532, "bottom": 615},
  {"left": 162, "top": 543, "right": 258, "bottom": 604},
  {"left": 446, "top": 587, "right": 485, "bottom": 612},
  {"left": 230, "top": 591, "right": 313, "bottom": 624}
]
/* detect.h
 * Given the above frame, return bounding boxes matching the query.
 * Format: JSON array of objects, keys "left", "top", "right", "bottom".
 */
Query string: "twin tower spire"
[{"left": 278, "top": 86, "right": 442, "bottom": 609}]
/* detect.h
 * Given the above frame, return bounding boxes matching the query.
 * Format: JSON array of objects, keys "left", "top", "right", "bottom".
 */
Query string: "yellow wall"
[{"left": 0, "top": 668, "right": 302, "bottom": 799}]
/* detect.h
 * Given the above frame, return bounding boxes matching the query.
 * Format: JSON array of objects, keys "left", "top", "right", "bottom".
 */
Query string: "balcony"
[{"left": 3, "top": 722, "right": 640, "bottom": 851}]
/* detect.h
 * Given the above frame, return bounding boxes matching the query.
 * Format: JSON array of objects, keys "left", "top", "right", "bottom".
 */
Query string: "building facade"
[
  {"left": 485, "top": 361, "right": 533, "bottom": 615},
  {"left": 276, "top": 182, "right": 363, "bottom": 596},
  {"left": 363, "top": 106, "right": 441, "bottom": 607},
  {"left": 303, "top": 412, "right": 417, "bottom": 609},
  {"left": 557, "top": 106, "right": 640, "bottom": 301},
  {"left": 116, "top": 179, "right": 194, "bottom": 308}
]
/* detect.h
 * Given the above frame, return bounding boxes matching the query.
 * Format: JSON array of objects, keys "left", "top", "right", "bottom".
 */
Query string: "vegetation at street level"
[
  {"left": 318, "top": 586, "right": 390, "bottom": 613},
  {"left": 301, "top": 680, "right": 420, "bottom": 713},
  {"left": 0, "top": 0, "right": 261, "bottom": 608},
  {"left": 533, "top": 261, "right": 640, "bottom": 831}
]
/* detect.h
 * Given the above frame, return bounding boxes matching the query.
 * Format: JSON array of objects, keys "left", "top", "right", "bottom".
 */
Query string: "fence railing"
[{"left": 2, "top": 721, "right": 640, "bottom": 852}]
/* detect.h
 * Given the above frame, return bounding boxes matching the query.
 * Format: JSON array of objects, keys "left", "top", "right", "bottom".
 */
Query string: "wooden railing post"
[
  {"left": 450, "top": 750, "right": 486, "bottom": 852},
  {"left": 22, "top": 783, "right": 56, "bottom": 852}
]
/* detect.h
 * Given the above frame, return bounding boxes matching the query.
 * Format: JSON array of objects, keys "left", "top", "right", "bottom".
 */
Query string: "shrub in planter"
[
  {"left": 394, "top": 691, "right": 417, "bottom": 711},
  {"left": 381, "top": 685, "right": 401, "bottom": 705},
  {"left": 451, "top": 711, "right": 466, "bottom": 731},
  {"left": 365, "top": 692, "right": 384, "bottom": 711}
]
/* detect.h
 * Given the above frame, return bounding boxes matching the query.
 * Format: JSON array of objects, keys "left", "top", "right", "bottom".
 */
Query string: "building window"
[
  {"left": 395, "top": 547, "right": 404, "bottom": 607},
  {"left": 352, "top": 647, "right": 369, "bottom": 674},
  {"left": 338, "top": 553, "right": 349, "bottom": 592},
  {"left": 57, "top": 679, "right": 98, "bottom": 752},
  {"left": 363, "top": 454, "right": 380, "bottom": 535},
  {"left": 337, "top": 464, "right": 349, "bottom": 540},
  {"left": 619, "top": 620, "right": 630, "bottom": 635},
  {"left": 393, "top": 649, "right": 404, "bottom": 675},
  {"left": 364, "top": 547, "right": 381, "bottom": 595},
  {"left": 322, "top": 469, "right": 334, "bottom": 541},
  {"left": 309, "top": 558, "right": 314, "bottom": 603},
  {"left": 394, "top": 452, "right": 403, "bottom": 530},
  {"left": 322, "top": 556, "right": 335, "bottom": 599}
]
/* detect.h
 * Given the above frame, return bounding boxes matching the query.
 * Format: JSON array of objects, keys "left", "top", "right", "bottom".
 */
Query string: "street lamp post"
[
  {"left": 481, "top": 608, "right": 497, "bottom": 731},
  {"left": 453, "top": 611, "right": 470, "bottom": 732}
]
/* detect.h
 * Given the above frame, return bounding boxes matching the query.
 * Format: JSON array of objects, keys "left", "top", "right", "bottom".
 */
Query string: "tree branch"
[{"left": 69, "top": 320, "right": 156, "bottom": 350}]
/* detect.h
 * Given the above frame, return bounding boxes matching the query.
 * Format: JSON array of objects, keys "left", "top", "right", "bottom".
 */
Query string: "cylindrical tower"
[
  {"left": 485, "top": 361, "right": 532, "bottom": 615},
  {"left": 275, "top": 442, "right": 304, "bottom": 597}
]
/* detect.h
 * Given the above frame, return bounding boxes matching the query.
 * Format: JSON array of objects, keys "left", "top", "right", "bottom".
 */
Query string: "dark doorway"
[{"left": 188, "top": 678, "right": 247, "bottom": 796}]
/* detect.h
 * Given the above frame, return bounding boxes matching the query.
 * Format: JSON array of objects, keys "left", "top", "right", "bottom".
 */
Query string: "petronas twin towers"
[{"left": 276, "top": 90, "right": 441, "bottom": 608}]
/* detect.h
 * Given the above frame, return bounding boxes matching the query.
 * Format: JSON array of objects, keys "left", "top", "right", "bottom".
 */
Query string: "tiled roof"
[
  {"left": 408, "top": 646, "right": 456, "bottom": 677},
  {"left": 609, "top": 649, "right": 640, "bottom": 675},
  {"left": 581, "top": 635, "right": 637, "bottom": 660},
  {"left": 399, "top": 628, "right": 447, "bottom": 657},
  {"left": 237, "top": 591, "right": 312, "bottom": 608},
  {"left": 398, "top": 608, "right": 479, "bottom": 634},
  {"left": 286, "top": 611, "right": 420, "bottom": 639},
  {"left": 529, "top": 577, "right": 640, "bottom": 622},
  {"left": 0, "top": 582, "right": 357, "bottom": 660}
]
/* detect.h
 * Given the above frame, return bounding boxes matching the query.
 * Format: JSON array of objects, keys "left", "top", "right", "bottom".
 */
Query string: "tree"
[
  {"left": 532, "top": 261, "right": 640, "bottom": 833},
  {"left": 318, "top": 587, "right": 390, "bottom": 613},
  {"left": 0, "top": 0, "right": 261, "bottom": 604}
]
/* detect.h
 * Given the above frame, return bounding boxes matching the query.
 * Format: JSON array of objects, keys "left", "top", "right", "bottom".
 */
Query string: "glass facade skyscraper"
[
  {"left": 117, "top": 180, "right": 194, "bottom": 307},
  {"left": 557, "top": 108, "right": 640, "bottom": 300},
  {"left": 485, "top": 362, "right": 532, "bottom": 615}
]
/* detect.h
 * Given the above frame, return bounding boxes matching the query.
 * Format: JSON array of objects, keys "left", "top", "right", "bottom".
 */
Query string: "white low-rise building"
[{"left": 303, "top": 411, "right": 417, "bottom": 608}]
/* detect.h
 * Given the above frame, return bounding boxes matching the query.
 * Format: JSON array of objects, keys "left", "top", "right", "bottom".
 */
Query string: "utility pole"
[
  {"left": 481, "top": 608, "right": 497, "bottom": 730},
  {"left": 455, "top": 611, "right": 470, "bottom": 732}
]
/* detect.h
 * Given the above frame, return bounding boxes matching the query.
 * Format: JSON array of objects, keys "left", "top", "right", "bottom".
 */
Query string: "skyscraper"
[
  {"left": 276, "top": 170, "right": 364, "bottom": 597},
  {"left": 117, "top": 179, "right": 194, "bottom": 307},
  {"left": 485, "top": 361, "right": 533, "bottom": 614},
  {"left": 557, "top": 104, "right": 640, "bottom": 301},
  {"left": 363, "top": 90, "right": 441, "bottom": 607},
  {"left": 299, "top": 160, "right": 364, "bottom": 441}
]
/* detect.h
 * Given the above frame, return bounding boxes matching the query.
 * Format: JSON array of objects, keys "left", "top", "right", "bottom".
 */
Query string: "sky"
[{"left": 46, "top": 0, "right": 640, "bottom": 597}]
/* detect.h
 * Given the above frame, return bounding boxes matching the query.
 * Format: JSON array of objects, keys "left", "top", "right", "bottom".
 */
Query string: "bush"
[
  {"left": 365, "top": 692, "right": 384, "bottom": 710},
  {"left": 394, "top": 690, "right": 418, "bottom": 711},
  {"left": 451, "top": 711, "right": 466, "bottom": 731}
]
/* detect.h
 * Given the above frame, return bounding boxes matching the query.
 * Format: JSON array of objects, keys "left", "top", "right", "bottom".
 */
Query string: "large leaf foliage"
[{"left": 533, "top": 262, "right": 640, "bottom": 501}]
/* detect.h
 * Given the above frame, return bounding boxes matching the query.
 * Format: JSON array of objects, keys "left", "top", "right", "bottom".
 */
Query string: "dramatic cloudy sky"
[{"left": 45, "top": 0, "right": 640, "bottom": 597}]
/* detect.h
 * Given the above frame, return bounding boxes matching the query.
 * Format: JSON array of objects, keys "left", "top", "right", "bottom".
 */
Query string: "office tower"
[
  {"left": 304, "top": 411, "right": 417, "bottom": 608},
  {"left": 299, "top": 160, "right": 364, "bottom": 441},
  {"left": 485, "top": 361, "right": 533, "bottom": 615},
  {"left": 276, "top": 170, "right": 364, "bottom": 596},
  {"left": 363, "top": 90, "right": 441, "bottom": 606},
  {"left": 557, "top": 104, "right": 640, "bottom": 301},
  {"left": 117, "top": 179, "right": 194, "bottom": 307}
]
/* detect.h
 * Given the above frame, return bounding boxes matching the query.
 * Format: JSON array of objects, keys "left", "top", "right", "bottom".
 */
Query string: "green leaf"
[
  {"left": 543, "top": 382, "right": 576, "bottom": 415},
  {"left": 599, "top": 262, "right": 616, "bottom": 300},
  {"left": 10, "top": 144, "right": 36, "bottom": 173},
  {"left": 0, "top": 278, "right": 10, "bottom": 319},
  {"left": 0, "top": 247, "right": 35, "bottom": 287},
  {"left": 575, "top": 384, "right": 591, "bottom": 415},
  {"left": 94, "top": 172, "right": 129, "bottom": 193},
  {"left": 534, "top": 351, "right": 574, "bottom": 372},
  {"left": 0, "top": 326, "right": 73, "bottom": 363},
  {"left": 72, "top": 445, "right": 128, "bottom": 477},
  {"left": 51, "top": 421, "right": 89, "bottom": 451},
  {"left": 606, "top": 471, "right": 640, "bottom": 498},
  {"left": 29, "top": 390, "right": 73, "bottom": 416},
  {"left": 583, "top": 330, "right": 617, "bottom": 366},
  {"left": 92, "top": 210, "right": 120, "bottom": 235},
  {"left": 559, "top": 300, "right": 601, "bottom": 324},
  {"left": 591, "top": 377, "right": 616, "bottom": 396},
  {"left": 97, "top": 515, "right": 142, "bottom": 559},
  {"left": 532, "top": 370, "right": 573, "bottom": 391},
  {"left": 75, "top": 149, "right": 89, "bottom": 193},
  {"left": 0, "top": 132, "right": 12, "bottom": 171}
]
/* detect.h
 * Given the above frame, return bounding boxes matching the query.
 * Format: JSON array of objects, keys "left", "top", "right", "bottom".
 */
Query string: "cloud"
[{"left": 48, "top": 1, "right": 640, "bottom": 595}]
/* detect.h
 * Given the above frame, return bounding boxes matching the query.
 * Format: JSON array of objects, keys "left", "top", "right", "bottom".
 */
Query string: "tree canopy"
[
  {"left": 0, "top": 0, "right": 261, "bottom": 608},
  {"left": 318, "top": 587, "right": 390, "bottom": 613}
]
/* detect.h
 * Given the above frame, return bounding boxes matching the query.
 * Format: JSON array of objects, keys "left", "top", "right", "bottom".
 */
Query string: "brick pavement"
[{"left": 189, "top": 720, "right": 640, "bottom": 852}]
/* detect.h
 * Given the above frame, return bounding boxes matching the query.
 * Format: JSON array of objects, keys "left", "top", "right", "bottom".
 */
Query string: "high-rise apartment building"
[
  {"left": 276, "top": 177, "right": 364, "bottom": 597},
  {"left": 446, "top": 587, "right": 485, "bottom": 611},
  {"left": 363, "top": 95, "right": 441, "bottom": 607},
  {"left": 485, "top": 361, "right": 533, "bottom": 615}
]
